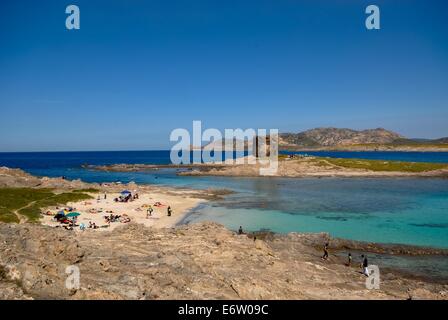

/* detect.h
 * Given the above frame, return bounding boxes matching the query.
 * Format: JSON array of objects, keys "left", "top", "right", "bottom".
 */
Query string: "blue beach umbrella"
[{"left": 65, "top": 212, "right": 81, "bottom": 218}]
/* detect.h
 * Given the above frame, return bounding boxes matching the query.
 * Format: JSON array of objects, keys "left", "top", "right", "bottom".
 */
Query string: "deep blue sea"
[
  {"left": 1, "top": 150, "right": 448, "bottom": 169},
  {"left": 1, "top": 151, "right": 448, "bottom": 281}
]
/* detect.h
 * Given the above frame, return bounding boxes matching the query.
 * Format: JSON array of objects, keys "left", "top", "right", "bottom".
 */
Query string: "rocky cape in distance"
[
  {"left": 84, "top": 155, "right": 448, "bottom": 179},
  {"left": 279, "top": 128, "right": 448, "bottom": 151},
  {"left": 197, "top": 128, "right": 448, "bottom": 152}
]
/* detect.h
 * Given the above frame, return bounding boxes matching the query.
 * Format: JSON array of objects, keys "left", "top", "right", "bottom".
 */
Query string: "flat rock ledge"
[{"left": 0, "top": 222, "right": 447, "bottom": 300}]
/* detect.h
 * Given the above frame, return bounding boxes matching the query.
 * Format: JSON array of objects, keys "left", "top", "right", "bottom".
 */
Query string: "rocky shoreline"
[
  {"left": 1, "top": 222, "right": 447, "bottom": 300},
  {"left": 0, "top": 166, "right": 231, "bottom": 201},
  {"left": 83, "top": 158, "right": 448, "bottom": 178}
]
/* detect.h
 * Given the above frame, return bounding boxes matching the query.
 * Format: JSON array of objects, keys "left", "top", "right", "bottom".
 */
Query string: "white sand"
[{"left": 40, "top": 191, "right": 202, "bottom": 231}]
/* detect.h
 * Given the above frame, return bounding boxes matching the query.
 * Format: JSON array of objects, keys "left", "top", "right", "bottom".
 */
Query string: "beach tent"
[
  {"left": 121, "top": 190, "right": 131, "bottom": 195},
  {"left": 54, "top": 211, "right": 66, "bottom": 221},
  {"left": 65, "top": 212, "right": 81, "bottom": 218}
]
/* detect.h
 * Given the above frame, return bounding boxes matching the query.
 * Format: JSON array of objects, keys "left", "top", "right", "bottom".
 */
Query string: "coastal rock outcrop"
[{"left": 0, "top": 222, "right": 446, "bottom": 300}]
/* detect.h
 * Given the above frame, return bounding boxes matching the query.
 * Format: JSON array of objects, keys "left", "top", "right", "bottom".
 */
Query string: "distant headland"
[{"left": 279, "top": 128, "right": 448, "bottom": 151}]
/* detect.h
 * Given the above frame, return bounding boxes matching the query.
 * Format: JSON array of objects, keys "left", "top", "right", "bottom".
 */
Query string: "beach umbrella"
[
  {"left": 121, "top": 190, "right": 131, "bottom": 195},
  {"left": 65, "top": 212, "right": 81, "bottom": 218}
]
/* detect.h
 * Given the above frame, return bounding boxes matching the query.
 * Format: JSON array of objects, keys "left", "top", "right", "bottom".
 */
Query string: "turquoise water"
[
  {"left": 14, "top": 167, "right": 448, "bottom": 249},
  {"left": 1, "top": 151, "right": 448, "bottom": 249},
  {"left": 180, "top": 178, "right": 448, "bottom": 249}
]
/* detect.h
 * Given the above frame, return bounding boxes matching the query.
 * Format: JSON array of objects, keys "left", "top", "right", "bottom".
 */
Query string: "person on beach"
[
  {"left": 167, "top": 206, "right": 172, "bottom": 217},
  {"left": 147, "top": 206, "right": 153, "bottom": 218},
  {"left": 238, "top": 226, "right": 243, "bottom": 235},
  {"left": 104, "top": 192, "right": 107, "bottom": 200},
  {"left": 322, "top": 242, "right": 329, "bottom": 260},
  {"left": 361, "top": 255, "right": 369, "bottom": 276},
  {"left": 347, "top": 253, "right": 352, "bottom": 266}
]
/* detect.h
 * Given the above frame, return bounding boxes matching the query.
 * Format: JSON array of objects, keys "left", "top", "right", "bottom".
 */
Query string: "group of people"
[
  {"left": 238, "top": 226, "right": 258, "bottom": 241},
  {"left": 113, "top": 192, "right": 141, "bottom": 203},
  {"left": 104, "top": 214, "right": 122, "bottom": 223},
  {"left": 321, "top": 243, "right": 370, "bottom": 276},
  {"left": 146, "top": 204, "right": 173, "bottom": 218},
  {"left": 87, "top": 221, "right": 99, "bottom": 229},
  {"left": 114, "top": 194, "right": 132, "bottom": 203},
  {"left": 97, "top": 192, "right": 107, "bottom": 201}
]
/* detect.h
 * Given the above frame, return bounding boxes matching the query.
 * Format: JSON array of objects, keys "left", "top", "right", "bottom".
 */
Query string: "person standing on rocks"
[
  {"left": 361, "top": 255, "right": 369, "bottom": 276},
  {"left": 238, "top": 226, "right": 243, "bottom": 235},
  {"left": 322, "top": 242, "right": 329, "bottom": 260},
  {"left": 347, "top": 253, "right": 352, "bottom": 267}
]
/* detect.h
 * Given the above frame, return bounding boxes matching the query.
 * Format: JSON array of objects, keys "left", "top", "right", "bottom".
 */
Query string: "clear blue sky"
[{"left": 1, "top": 0, "right": 447, "bottom": 151}]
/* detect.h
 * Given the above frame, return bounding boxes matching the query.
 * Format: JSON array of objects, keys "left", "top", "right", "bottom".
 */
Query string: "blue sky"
[{"left": 0, "top": 0, "right": 447, "bottom": 151}]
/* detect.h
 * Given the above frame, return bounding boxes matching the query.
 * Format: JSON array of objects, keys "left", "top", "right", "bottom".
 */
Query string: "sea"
[{"left": 1, "top": 150, "right": 448, "bottom": 282}]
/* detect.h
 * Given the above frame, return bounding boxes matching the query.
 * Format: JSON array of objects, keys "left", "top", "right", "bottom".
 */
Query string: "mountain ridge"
[{"left": 279, "top": 128, "right": 448, "bottom": 150}]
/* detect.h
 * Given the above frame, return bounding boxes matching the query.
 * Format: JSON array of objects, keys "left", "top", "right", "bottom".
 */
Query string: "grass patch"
[
  {"left": 0, "top": 188, "right": 54, "bottom": 210},
  {"left": 314, "top": 157, "right": 448, "bottom": 172},
  {"left": 346, "top": 143, "right": 448, "bottom": 149},
  {"left": 0, "top": 188, "right": 93, "bottom": 223},
  {"left": 72, "top": 188, "right": 99, "bottom": 193},
  {"left": 0, "top": 206, "right": 20, "bottom": 223}
]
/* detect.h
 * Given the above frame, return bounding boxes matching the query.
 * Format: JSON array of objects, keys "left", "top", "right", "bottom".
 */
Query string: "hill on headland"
[
  {"left": 200, "top": 128, "right": 447, "bottom": 151},
  {"left": 280, "top": 128, "right": 448, "bottom": 150}
]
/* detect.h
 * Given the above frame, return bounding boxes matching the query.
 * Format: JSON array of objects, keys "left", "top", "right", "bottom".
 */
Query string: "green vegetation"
[
  {"left": 314, "top": 157, "right": 448, "bottom": 173},
  {"left": 72, "top": 188, "right": 99, "bottom": 193},
  {"left": 0, "top": 206, "right": 19, "bottom": 223},
  {"left": 0, "top": 188, "right": 93, "bottom": 223},
  {"left": 346, "top": 142, "right": 448, "bottom": 149}
]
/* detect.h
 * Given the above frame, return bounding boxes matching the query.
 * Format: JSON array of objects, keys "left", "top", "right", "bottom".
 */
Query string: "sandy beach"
[
  {"left": 0, "top": 166, "right": 227, "bottom": 228},
  {"left": 40, "top": 190, "right": 203, "bottom": 231}
]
